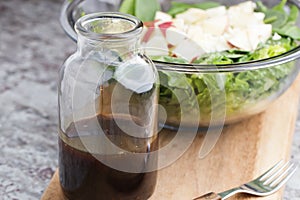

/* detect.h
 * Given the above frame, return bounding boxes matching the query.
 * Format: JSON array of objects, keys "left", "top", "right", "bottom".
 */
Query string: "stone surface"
[
  {"left": 0, "top": 0, "right": 74, "bottom": 199},
  {"left": 0, "top": 0, "right": 299, "bottom": 199},
  {"left": 285, "top": 106, "right": 300, "bottom": 200}
]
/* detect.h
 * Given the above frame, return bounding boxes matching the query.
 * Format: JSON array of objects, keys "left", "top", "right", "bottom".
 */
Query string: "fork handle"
[{"left": 193, "top": 192, "right": 222, "bottom": 200}]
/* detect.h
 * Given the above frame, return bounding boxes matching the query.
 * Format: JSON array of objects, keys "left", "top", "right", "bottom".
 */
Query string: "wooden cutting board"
[{"left": 41, "top": 75, "right": 300, "bottom": 200}]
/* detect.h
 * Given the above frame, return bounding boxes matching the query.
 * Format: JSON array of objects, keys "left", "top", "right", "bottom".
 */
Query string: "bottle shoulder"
[{"left": 61, "top": 52, "right": 80, "bottom": 69}]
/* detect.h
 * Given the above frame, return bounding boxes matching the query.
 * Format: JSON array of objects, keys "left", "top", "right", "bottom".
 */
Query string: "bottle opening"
[{"left": 75, "top": 12, "right": 143, "bottom": 40}]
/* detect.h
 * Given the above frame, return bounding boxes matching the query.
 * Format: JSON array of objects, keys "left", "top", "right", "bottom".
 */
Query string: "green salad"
[{"left": 119, "top": 0, "right": 300, "bottom": 125}]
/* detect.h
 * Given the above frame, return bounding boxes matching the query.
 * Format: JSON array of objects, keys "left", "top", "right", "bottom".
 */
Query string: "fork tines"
[{"left": 259, "top": 160, "right": 298, "bottom": 188}]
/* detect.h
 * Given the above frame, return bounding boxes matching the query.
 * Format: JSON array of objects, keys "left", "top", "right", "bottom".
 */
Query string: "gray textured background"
[{"left": 0, "top": 0, "right": 299, "bottom": 199}]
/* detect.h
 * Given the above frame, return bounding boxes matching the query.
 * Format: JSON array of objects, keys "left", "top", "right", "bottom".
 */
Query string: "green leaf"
[
  {"left": 288, "top": 5, "right": 299, "bottom": 23},
  {"left": 168, "top": 6, "right": 191, "bottom": 17},
  {"left": 119, "top": 0, "right": 136, "bottom": 15},
  {"left": 258, "top": 0, "right": 300, "bottom": 41},
  {"left": 281, "top": 26, "right": 300, "bottom": 40},
  {"left": 192, "top": 52, "right": 235, "bottom": 64},
  {"left": 223, "top": 51, "right": 248, "bottom": 59},
  {"left": 119, "top": 0, "right": 160, "bottom": 21},
  {"left": 258, "top": 0, "right": 300, "bottom": 40},
  {"left": 256, "top": 1, "right": 268, "bottom": 13},
  {"left": 151, "top": 55, "right": 189, "bottom": 64},
  {"left": 135, "top": 0, "right": 161, "bottom": 22},
  {"left": 193, "top": 2, "right": 221, "bottom": 10},
  {"left": 167, "top": 1, "right": 220, "bottom": 17},
  {"left": 264, "top": 10, "right": 288, "bottom": 28},
  {"left": 272, "top": 0, "right": 287, "bottom": 12},
  {"left": 169, "top": 2, "right": 191, "bottom": 8},
  {"left": 160, "top": 71, "right": 190, "bottom": 89},
  {"left": 273, "top": 21, "right": 300, "bottom": 40},
  {"left": 264, "top": 15, "right": 277, "bottom": 24}
]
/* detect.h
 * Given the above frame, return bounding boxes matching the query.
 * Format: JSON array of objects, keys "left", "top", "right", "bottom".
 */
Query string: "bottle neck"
[
  {"left": 74, "top": 12, "right": 143, "bottom": 59},
  {"left": 77, "top": 34, "right": 141, "bottom": 58}
]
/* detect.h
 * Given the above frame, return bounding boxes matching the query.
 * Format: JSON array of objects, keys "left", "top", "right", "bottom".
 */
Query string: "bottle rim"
[{"left": 75, "top": 12, "right": 143, "bottom": 41}]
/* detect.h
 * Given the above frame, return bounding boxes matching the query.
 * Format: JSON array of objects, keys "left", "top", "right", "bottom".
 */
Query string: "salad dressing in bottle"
[{"left": 58, "top": 12, "right": 159, "bottom": 200}]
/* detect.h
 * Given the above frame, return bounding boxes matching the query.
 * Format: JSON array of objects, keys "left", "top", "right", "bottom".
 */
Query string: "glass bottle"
[{"left": 58, "top": 12, "right": 159, "bottom": 200}]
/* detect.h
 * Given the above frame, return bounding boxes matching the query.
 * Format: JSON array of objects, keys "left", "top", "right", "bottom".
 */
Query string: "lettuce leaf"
[
  {"left": 119, "top": 0, "right": 160, "bottom": 22},
  {"left": 158, "top": 37, "right": 297, "bottom": 122},
  {"left": 257, "top": 0, "right": 300, "bottom": 40},
  {"left": 167, "top": 1, "right": 221, "bottom": 17}
]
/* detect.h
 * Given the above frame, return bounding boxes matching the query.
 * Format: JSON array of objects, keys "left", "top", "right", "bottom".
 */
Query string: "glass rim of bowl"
[{"left": 60, "top": 0, "right": 300, "bottom": 73}]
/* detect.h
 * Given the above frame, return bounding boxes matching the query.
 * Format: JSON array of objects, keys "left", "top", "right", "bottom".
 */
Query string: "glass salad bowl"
[{"left": 60, "top": 0, "right": 300, "bottom": 127}]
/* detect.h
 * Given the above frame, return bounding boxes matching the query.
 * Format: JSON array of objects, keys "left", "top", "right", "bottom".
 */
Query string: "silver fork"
[{"left": 193, "top": 160, "right": 298, "bottom": 200}]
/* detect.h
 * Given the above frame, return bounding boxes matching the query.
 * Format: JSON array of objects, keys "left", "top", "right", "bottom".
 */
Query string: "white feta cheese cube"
[
  {"left": 247, "top": 24, "right": 272, "bottom": 50},
  {"left": 166, "top": 27, "right": 187, "bottom": 46},
  {"left": 205, "top": 6, "right": 227, "bottom": 18},
  {"left": 155, "top": 11, "right": 173, "bottom": 22},
  {"left": 143, "top": 26, "right": 169, "bottom": 56},
  {"left": 226, "top": 27, "right": 252, "bottom": 51},
  {"left": 172, "top": 38, "right": 204, "bottom": 62},
  {"left": 187, "top": 25, "right": 204, "bottom": 41},
  {"left": 202, "top": 15, "right": 228, "bottom": 36},
  {"left": 172, "top": 18, "right": 187, "bottom": 32},
  {"left": 273, "top": 33, "right": 282, "bottom": 40},
  {"left": 254, "top": 12, "right": 266, "bottom": 22},
  {"left": 193, "top": 34, "right": 230, "bottom": 53},
  {"left": 232, "top": 1, "right": 257, "bottom": 14},
  {"left": 228, "top": 1, "right": 258, "bottom": 28},
  {"left": 215, "top": 36, "right": 231, "bottom": 52},
  {"left": 176, "top": 8, "right": 207, "bottom": 24}
]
